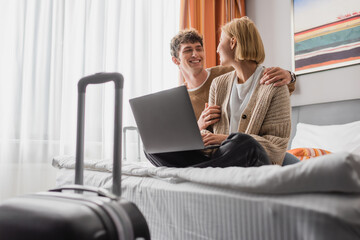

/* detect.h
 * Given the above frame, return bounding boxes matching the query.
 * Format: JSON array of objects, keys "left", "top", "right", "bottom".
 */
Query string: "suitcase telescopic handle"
[
  {"left": 78, "top": 72, "right": 124, "bottom": 93},
  {"left": 75, "top": 72, "right": 123, "bottom": 197},
  {"left": 49, "top": 185, "right": 118, "bottom": 200}
]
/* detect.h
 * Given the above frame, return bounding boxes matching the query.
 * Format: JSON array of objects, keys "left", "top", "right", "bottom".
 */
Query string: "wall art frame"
[{"left": 292, "top": 0, "right": 360, "bottom": 75}]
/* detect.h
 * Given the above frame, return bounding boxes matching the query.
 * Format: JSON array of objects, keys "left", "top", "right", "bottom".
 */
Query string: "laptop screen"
[{"left": 129, "top": 86, "right": 205, "bottom": 153}]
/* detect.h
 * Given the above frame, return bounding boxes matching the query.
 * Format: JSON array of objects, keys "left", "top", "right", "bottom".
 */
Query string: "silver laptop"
[{"left": 129, "top": 86, "right": 219, "bottom": 154}]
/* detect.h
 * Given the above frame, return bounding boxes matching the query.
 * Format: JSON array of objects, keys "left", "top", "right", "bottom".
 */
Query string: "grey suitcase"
[{"left": 0, "top": 72, "right": 150, "bottom": 240}]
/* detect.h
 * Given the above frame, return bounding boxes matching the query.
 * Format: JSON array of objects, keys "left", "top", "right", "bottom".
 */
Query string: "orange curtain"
[{"left": 180, "top": 0, "right": 246, "bottom": 68}]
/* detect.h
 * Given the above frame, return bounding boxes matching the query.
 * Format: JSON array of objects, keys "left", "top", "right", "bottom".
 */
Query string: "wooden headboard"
[{"left": 290, "top": 98, "right": 360, "bottom": 147}]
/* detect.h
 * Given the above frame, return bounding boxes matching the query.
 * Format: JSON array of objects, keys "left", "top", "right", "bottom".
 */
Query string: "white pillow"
[{"left": 291, "top": 120, "right": 360, "bottom": 155}]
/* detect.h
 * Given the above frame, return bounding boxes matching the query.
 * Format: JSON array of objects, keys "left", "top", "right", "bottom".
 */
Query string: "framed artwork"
[{"left": 292, "top": 0, "right": 360, "bottom": 75}]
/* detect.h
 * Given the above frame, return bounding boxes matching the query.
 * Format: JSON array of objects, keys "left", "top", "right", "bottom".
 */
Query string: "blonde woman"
[{"left": 145, "top": 17, "right": 291, "bottom": 167}]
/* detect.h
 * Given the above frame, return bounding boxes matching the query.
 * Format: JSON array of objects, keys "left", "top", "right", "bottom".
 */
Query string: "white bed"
[
  {"left": 53, "top": 153, "right": 360, "bottom": 240},
  {"left": 53, "top": 99, "right": 360, "bottom": 240}
]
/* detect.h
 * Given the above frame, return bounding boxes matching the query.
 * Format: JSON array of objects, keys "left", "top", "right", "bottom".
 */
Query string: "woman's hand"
[
  {"left": 197, "top": 103, "right": 221, "bottom": 130},
  {"left": 260, "top": 67, "right": 291, "bottom": 87},
  {"left": 201, "top": 133, "right": 228, "bottom": 146}
]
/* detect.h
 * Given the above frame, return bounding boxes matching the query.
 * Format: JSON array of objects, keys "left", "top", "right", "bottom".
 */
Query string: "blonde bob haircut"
[{"left": 221, "top": 17, "right": 265, "bottom": 64}]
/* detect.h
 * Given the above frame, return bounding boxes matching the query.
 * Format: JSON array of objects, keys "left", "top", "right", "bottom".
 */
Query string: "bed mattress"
[{"left": 54, "top": 152, "right": 360, "bottom": 240}]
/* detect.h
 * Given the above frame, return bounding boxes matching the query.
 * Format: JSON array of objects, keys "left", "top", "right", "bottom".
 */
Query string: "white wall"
[{"left": 247, "top": 0, "right": 360, "bottom": 107}]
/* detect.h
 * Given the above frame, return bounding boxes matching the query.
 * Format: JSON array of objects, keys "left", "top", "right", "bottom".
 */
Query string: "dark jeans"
[
  {"left": 282, "top": 152, "right": 300, "bottom": 166},
  {"left": 145, "top": 133, "right": 270, "bottom": 168}
]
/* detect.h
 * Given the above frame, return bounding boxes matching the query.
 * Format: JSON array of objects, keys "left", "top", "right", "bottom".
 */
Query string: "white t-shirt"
[{"left": 228, "top": 65, "right": 264, "bottom": 133}]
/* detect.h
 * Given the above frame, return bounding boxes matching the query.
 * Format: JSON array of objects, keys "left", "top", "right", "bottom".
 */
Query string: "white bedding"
[
  {"left": 53, "top": 152, "right": 360, "bottom": 194},
  {"left": 53, "top": 152, "right": 360, "bottom": 240}
]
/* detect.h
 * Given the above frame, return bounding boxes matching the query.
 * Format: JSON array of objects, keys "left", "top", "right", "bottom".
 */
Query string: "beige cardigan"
[
  {"left": 188, "top": 66, "right": 296, "bottom": 121},
  {"left": 207, "top": 70, "right": 291, "bottom": 165}
]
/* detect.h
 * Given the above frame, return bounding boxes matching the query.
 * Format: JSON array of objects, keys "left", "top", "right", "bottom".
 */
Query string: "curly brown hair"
[{"left": 170, "top": 29, "right": 203, "bottom": 58}]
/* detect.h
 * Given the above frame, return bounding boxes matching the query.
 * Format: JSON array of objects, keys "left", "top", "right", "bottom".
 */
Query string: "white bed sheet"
[{"left": 53, "top": 153, "right": 360, "bottom": 240}]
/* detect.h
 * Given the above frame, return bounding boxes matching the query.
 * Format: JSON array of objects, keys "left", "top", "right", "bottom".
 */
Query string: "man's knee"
[{"left": 144, "top": 151, "right": 162, "bottom": 167}]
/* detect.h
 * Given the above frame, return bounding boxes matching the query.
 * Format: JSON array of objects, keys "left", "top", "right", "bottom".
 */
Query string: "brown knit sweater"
[{"left": 207, "top": 70, "right": 291, "bottom": 165}]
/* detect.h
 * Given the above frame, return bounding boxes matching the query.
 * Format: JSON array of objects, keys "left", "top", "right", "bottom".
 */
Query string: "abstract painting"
[{"left": 293, "top": 0, "right": 360, "bottom": 74}]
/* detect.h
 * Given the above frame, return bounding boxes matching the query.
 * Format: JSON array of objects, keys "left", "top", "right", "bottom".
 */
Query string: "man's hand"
[
  {"left": 197, "top": 103, "right": 221, "bottom": 130},
  {"left": 260, "top": 67, "right": 291, "bottom": 87},
  {"left": 201, "top": 133, "right": 228, "bottom": 146}
]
